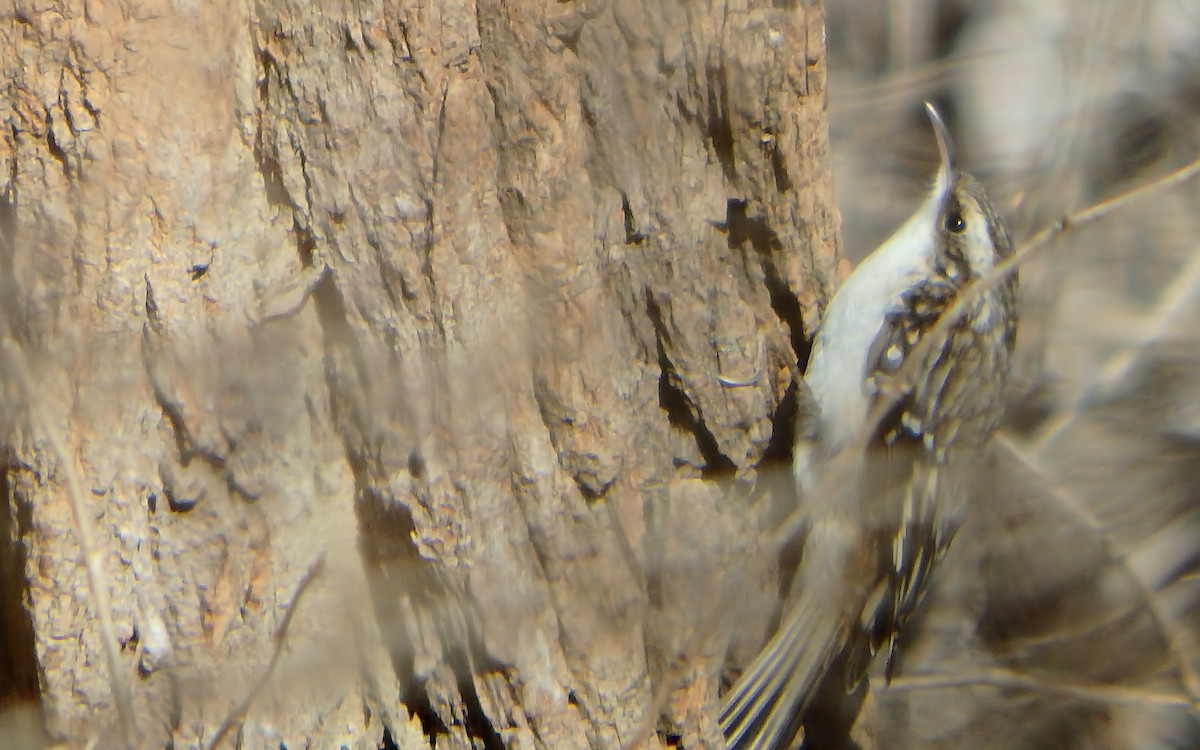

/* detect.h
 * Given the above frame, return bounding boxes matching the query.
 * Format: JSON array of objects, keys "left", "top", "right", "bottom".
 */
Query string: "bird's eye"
[{"left": 945, "top": 211, "right": 966, "bottom": 233}]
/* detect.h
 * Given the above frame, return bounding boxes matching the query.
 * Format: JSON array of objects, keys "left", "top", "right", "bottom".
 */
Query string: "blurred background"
[{"left": 817, "top": 1, "right": 1200, "bottom": 747}]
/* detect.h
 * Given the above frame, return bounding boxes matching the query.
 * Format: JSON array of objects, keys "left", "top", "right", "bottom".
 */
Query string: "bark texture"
[{"left": 0, "top": 1, "right": 839, "bottom": 748}]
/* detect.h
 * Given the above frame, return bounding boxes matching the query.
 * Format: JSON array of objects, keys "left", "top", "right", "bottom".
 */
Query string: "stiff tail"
[{"left": 719, "top": 521, "right": 864, "bottom": 750}]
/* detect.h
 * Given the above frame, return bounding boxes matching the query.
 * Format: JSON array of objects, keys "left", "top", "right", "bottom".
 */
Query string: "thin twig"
[
  {"left": 886, "top": 665, "right": 1198, "bottom": 711},
  {"left": 207, "top": 558, "right": 326, "bottom": 750},
  {"left": 996, "top": 434, "right": 1200, "bottom": 700},
  {"left": 1034, "top": 237, "right": 1200, "bottom": 448},
  {"left": 0, "top": 337, "right": 137, "bottom": 747}
]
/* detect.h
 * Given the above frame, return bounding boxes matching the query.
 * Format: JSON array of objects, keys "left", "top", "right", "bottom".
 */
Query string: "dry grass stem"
[
  {"left": 887, "top": 666, "right": 1199, "bottom": 711},
  {"left": 0, "top": 337, "right": 136, "bottom": 748},
  {"left": 1035, "top": 239, "right": 1200, "bottom": 448},
  {"left": 996, "top": 434, "right": 1200, "bottom": 701},
  {"left": 207, "top": 558, "right": 325, "bottom": 750}
]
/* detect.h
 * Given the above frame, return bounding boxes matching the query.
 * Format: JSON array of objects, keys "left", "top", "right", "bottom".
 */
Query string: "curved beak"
[{"left": 924, "top": 102, "right": 957, "bottom": 199}]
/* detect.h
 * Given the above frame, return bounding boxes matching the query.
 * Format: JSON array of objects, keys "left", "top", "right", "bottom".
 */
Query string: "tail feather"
[{"left": 720, "top": 585, "right": 849, "bottom": 749}]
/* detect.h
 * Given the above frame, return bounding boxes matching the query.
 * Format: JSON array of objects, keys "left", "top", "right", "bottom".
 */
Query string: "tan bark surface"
[{"left": 0, "top": 1, "right": 839, "bottom": 748}]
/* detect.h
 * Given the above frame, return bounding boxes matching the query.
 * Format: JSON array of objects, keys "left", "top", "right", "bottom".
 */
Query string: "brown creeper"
[{"left": 720, "top": 104, "right": 1019, "bottom": 750}]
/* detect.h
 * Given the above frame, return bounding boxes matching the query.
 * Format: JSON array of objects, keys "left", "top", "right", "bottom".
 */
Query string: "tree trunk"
[{"left": 0, "top": 1, "right": 839, "bottom": 748}]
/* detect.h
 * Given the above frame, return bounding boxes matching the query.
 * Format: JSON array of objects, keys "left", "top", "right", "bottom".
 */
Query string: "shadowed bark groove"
[{"left": 0, "top": 465, "right": 40, "bottom": 705}]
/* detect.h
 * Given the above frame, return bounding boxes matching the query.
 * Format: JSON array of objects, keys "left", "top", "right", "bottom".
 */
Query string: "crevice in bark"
[
  {"left": 761, "top": 380, "right": 799, "bottom": 469},
  {"left": 0, "top": 462, "right": 42, "bottom": 707},
  {"left": 341, "top": 23, "right": 364, "bottom": 56},
  {"left": 452, "top": 652, "right": 506, "bottom": 750},
  {"left": 252, "top": 47, "right": 281, "bottom": 196},
  {"left": 311, "top": 263, "right": 377, "bottom": 432},
  {"left": 572, "top": 476, "right": 611, "bottom": 505},
  {"left": 705, "top": 62, "right": 736, "bottom": 182},
  {"left": 380, "top": 725, "right": 401, "bottom": 750},
  {"left": 646, "top": 293, "right": 735, "bottom": 476},
  {"left": 713, "top": 198, "right": 809, "bottom": 479},
  {"left": 44, "top": 120, "right": 70, "bottom": 182},
  {"left": 768, "top": 132, "right": 794, "bottom": 194},
  {"left": 292, "top": 217, "right": 317, "bottom": 267},
  {"left": 554, "top": 21, "right": 582, "bottom": 53},
  {"left": 252, "top": 47, "right": 306, "bottom": 262},
  {"left": 255, "top": 147, "right": 293, "bottom": 212},
  {"left": 402, "top": 679, "right": 451, "bottom": 746},
  {"left": 724, "top": 199, "right": 811, "bottom": 369},
  {"left": 620, "top": 191, "right": 646, "bottom": 245},
  {"left": 388, "top": 17, "right": 418, "bottom": 70}
]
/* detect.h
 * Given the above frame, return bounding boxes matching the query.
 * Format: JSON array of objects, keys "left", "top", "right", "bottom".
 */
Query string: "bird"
[{"left": 720, "top": 103, "right": 1019, "bottom": 750}]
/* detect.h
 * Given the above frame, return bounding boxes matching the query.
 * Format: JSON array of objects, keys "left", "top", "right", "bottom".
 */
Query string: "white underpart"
[{"left": 804, "top": 192, "right": 943, "bottom": 459}]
